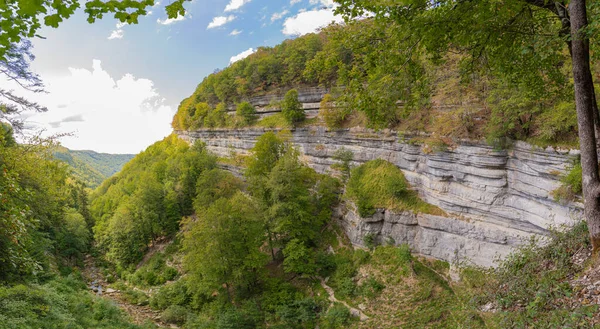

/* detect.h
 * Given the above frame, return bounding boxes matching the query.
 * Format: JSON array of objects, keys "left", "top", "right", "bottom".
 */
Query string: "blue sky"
[{"left": 5, "top": 0, "right": 341, "bottom": 153}]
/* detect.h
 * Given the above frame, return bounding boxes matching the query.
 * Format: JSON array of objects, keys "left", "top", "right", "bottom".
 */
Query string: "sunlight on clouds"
[
  {"left": 4, "top": 60, "right": 174, "bottom": 153},
  {"left": 229, "top": 29, "right": 243, "bottom": 36},
  {"left": 207, "top": 15, "right": 236, "bottom": 29},
  {"left": 157, "top": 13, "right": 187, "bottom": 25},
  {"left": 282, "top": 8, "right": 342, "bottom": 36},
  {"left": 107, "top": 22, "right": 126, "bottom": 40},
  {"left": 224, "top": 0, "right": 252, "bottom": 12},
  {"left": 230, "top": 48, "right": 256, "bottom": 64}
]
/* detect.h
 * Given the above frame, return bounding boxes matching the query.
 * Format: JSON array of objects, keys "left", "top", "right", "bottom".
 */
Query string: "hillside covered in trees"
[
  {"left": 53, "top": 147, "right": 135, "bottom": 188},
  {"left": 173, "top": 18, "right": 582, "bottom": 148},
  {"left": 4, "top": 0, "right": 600, "bottom": 328}
]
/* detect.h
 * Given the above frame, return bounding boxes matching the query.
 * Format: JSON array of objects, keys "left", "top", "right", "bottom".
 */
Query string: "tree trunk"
[{"left": 570, "top": 0, "right": 600, "bottom": 253}]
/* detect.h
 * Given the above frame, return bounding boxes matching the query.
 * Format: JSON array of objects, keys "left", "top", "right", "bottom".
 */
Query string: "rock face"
[
  {"left": 177, "top": 126, "right": 583, "bottom": 267},
  {"left": 226, "top": 87, "right": 329, "bottom": 119}
]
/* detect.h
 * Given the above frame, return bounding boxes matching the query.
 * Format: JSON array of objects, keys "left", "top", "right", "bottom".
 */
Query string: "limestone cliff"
[{"left": 177, "top": 126, "right": 582, "bottom": 267}]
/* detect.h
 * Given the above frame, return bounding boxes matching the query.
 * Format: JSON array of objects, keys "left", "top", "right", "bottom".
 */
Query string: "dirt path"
[
  {"left": 319, "top": 277, "right": 369, "bottom": 321},
  {"left": 82, "top": 255, "right": 176, "bottom": 328}
]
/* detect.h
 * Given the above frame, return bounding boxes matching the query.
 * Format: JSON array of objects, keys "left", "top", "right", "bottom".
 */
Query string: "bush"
[
  {"left": 0, "top": 276, "right": 139, "bottom": 329},
  {"left": 487, "top": 221, "right": 596, "bottom": 327},
  {"left": 128, "top": 252, "right": 179, "bottom": 287},
  {"left": 346, "top": 159, "right": 407, "bottom": 217},
  {"left": 281, "top": 89, "right": 305, "bottom": 125},
  {"left": 161, "top": 305, "right": 188, "bottom": 325},
  {"left": 363, "top": 232, "right": 376, "bottom": 250},
  {"left": 275, "top": 298, "right": 321, "bottom": 329},
  {"left": 321, "top": 303, "right": 352, "bottom": 329},
  {"left": 331, "top": 148, "right": 353, "bottom": 179},
  {"left": 236, "top": 102, "right": 258, "bottom": 126},
  {"left": 552, "top": 158, "right": 582, "bottom": 203},
  {"left": 150, "top": 280, "right": 191, "bottom": 310},
  {"left": 358, "top": 277, "right": 385, "bottom": 298},
  {"left": 204, "top": 103, "right": 228, "bottom": 128},
  {"left": 320, "top": 94, "right": 348, "bottom": 129},
  {"left": 346, "top": 159, "right": 443, "bottom": 217}
]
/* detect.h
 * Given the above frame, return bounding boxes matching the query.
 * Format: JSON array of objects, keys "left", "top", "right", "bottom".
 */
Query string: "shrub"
[
  {"left": 346, "top": 159, "right": 443, "bottom": 217},
  {"left": 275, "top": 298, "right": 321, "bottom": 329},
  {"left": 320, "top": 94, "right": 347, "bottom": 129},
  {"left": 535, "top": 101, "right": 578, "bottom": 144},
  {"left": 363, "top": 232, "right": 376, "bottom": 250},
  {"left": 358, "top": 277, "right": 385, "bottom": 298},
  {"left": 346, "top": 159, "right": 407, "bottom": 217},
  {"left": 281, "top": 89, "right": 305, "bottom": 125},
  {"left": 204, "top": 103, "right": 228, "bottom": 128},
  {"left": 321, "top": 303, "right": 352, "bottom": 329},
  {"left": 161, "top": 305, "right": 188, "bottom": 325},
  {"left": 331, "top": 148, "right": 353, "bottom": 179},
  {"left": 485, "top": 221, "right": 596, "bottom": 327},
  {"left": 552, "top": 158, "right": 582, "bottom": 203},
  {"left": 236, "top": 101, "right": 258, "bottom": 126},
  {"left": 150, "top": 280, "right": 191, "bottom": 310}
]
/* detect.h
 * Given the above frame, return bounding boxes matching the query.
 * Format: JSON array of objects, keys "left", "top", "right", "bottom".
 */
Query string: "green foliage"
[
  {"left": 363, "top": 232, "right": 376, "bottom": 250},
  {"left": 0, "top": 138, "right": 92, "bottom": 281},
  {"left": 194, "top": 169, "right": 243, "bottom": 212},
  {"left": 484, "top": 221, "right": 596, "bottom": 327},
  {"left": 331, "top": 147, "right": 353, "bottom": 179},
  {"left": 183, "top": 192, "right": 268, "bottom": 300},
  {"left": 235, "top": 101, "right": 258, "bottom": 126},
  {"left": 281, "top": 89, "right": 305, "bottom": 125},
  {"left": 553, "top": 158, "right": 583, "bottom": 202},
  {"left": 245, "top": 132, "right": 286, "bottom": 179},
  {"left": 55, "top": 208, "right": 91, "bottom": 264},
  {"left": 0, "top": 275, "right": 141, "bottom": 328},
  {"left": 283, "top": 239, "right": 317, "bottom": 276},
  {"left": 204, "top": 103, "right": 228, "bottom": 128},
  {"left": 128, "top": 252, "right": 178, "bottom": 287},
  {"left": 161, "top": 305, "right": 188, "bottom": 325},
  {"left": 181, "top": 34, "right": 324, "bottom": 107},
  {"left": 275, "top": 298, "right": 321, "bottom": 329},
  {"left": 346, "top": 159, "right": 442, "bottom": 217},
  {"left": 320, "top": 303, "right": 352, "bottom": 329},
  {"left": 255, "top": 113, "right": 291, "bottom": 129},
  {"left": 319, "top": 94, "right": 348, "bottom": 129},
  {"left": 150, "top": 280, "right": 191, "bottom": 310},
  {"left": 91, "top": 135, "right": 217, "bottom": 267}
]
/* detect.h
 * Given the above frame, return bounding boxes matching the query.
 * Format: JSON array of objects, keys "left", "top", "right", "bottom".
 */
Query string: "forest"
[{"left": 2, "top": 0, "right": 600, "bottom": 328}]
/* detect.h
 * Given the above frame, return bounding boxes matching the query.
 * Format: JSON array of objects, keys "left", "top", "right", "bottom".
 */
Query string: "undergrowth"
[{"left": 0, "top": 274, "right": 149, "bottom": 329}]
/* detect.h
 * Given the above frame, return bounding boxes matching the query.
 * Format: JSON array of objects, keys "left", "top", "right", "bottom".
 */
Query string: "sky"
[{"left": 2, "top": 0, "right": 343, "bottom": 154}]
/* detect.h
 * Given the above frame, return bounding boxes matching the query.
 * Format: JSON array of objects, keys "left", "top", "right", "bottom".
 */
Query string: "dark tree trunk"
[{"left": 570, "top": 0, "right": 600, "bottom": 253}]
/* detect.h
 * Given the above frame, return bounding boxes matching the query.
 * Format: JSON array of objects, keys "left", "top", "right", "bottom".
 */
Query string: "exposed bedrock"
[
  {"left": 226, "top": 87, "right": 329, "bottom": 118},
  {"left": 177, "top": 126, "right": 583, "bottom": 267}
]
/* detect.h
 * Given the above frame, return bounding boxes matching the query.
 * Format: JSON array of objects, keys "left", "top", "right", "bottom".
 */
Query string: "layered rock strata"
[
  {"left": 178, "top": 127, "right": 582, "bottom": 267},
  {"left": 226, "top": 87, "right": 329, "bottom": 119}
]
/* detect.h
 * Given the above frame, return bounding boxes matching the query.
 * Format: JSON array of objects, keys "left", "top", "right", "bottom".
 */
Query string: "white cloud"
[
  {"left": 224, "top": 0, "right": 251, "bottom": 12},
  {"left": 290, "top": 0, "right": 301, "bottom": 5},
  {"left": 1, "top": 60, "right": 173, "bottom": 153},
  {"left": 207, "top": 15, "right": 236, "bottom": 29},
  {"left": 108, "top": 22, "right": 127, "bottom": 40},
  {"left": 282, "top": 8, "right": 342, "bottom": 36},
  {"left": 229, "top": 48, "right": 256, "bottom": 64},
  {"left": 309, "top": 0, "right": 335, "bottom": 7},
  {"left": 108, "top": 29, "right": 124, "bottom": 40},
  {"left": 157, "top": 13, "right": 187, "bottom": 25},
  {"left": 229, "top": 29, "right": 243, "bottom": 36},
  {"left": 271, "top": 10, "right": 289, "bottom": 22}
]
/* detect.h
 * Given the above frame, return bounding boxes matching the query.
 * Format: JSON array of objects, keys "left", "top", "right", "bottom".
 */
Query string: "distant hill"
[{"left": 53, "top": 147, "right": 135, "bottom": 188}]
